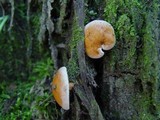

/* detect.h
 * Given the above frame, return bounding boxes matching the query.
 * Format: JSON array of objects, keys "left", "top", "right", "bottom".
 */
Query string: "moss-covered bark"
[{"left": 100, "top": 0, "right": 160, "bottom": 119}]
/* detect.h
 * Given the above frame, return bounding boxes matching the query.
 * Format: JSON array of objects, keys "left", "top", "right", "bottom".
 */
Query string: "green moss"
[
  {"left": 69, "top": 17, "right": 83, "bottom": 50},
  {"left": 67, "top": 17, "right": 83, "bottom": 81},
  {"left": 136, "top": 3, "right": 159, "bottom": 117},
  {"left": 139, "top": 21, "right": 157, "bottom": 82},
  {"left": 104, "top": 0, "right": 118, "bottom": 24},
  {"left": 116, "top": 14, "right": 137, "bottom": 69},
  {"left": 104, "top": 0, "right": 140, "bottom": 70},
  {"left": 133, "top": 94, "right": 157, "bottom": 120},
  {"left": 67, "top": 54, "right": 80, "bottom": 81}
]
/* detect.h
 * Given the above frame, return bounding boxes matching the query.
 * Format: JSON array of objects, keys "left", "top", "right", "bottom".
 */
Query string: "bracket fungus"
[
  {"left": 52, "top": 67, "right": 70, "bottom": 110},
  {"left": 51, "top": 66, "right": 74, "bottom": 110},
  {"left": 85, "top": 20, "right": 116, "bottom": 59}
]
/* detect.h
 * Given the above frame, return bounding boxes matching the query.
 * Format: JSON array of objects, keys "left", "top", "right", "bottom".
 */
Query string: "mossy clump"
[
  {"left": 104, "top": 0, "right": 140, "bottom": 71},
  {"left": 67, "top": 17, "right": 83, "bottom": 81}
]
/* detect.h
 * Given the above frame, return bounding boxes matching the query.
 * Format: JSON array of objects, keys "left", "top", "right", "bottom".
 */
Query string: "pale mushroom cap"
[
  {"left": 85, "top": 20, "right": 116, "bottom": 59},
  {"left": 52, "top": 67, "right": 69, "bottom": 110}
]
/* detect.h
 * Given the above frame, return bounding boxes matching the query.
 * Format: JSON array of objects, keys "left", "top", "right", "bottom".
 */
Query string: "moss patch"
[{"left": 67, "top": 17, "right": 83, "bottom": 81}]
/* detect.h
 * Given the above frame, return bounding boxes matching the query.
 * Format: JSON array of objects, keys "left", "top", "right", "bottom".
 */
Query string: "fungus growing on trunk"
[
  {"left": 85, "top": 20, "right": 116, "bottom": 59},
  {"left": 51, "top": 67, "right": 74, "bottom": 110},
  {"left": 52, "top": 67, "right": 69, "bottom": 110}
]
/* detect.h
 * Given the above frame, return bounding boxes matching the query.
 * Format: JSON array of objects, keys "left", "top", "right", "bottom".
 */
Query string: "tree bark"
[
  {"left": 50, "top": 0, "right": 160, "bottom": 119},
  {"left": 100, "top": 0, "right": 160, "bottom": 119},
  {"left": 61, "top": 0, "right": 104, "bottom": 120}
]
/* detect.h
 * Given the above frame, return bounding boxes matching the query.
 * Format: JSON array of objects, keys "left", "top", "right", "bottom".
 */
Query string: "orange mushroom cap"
[
  {"left": 52, "top": 67, "right": 69, "bottom": 110},
  {"left": 85, "top": 20, "right": 116, "bottom": 59}
]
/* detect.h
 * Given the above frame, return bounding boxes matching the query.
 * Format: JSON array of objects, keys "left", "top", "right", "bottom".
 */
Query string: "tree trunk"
[
  {"left": 64, "top": 0, "right": 159, "bottom": 120},
  {"left": 1, "top": 0, "right": 159, "bottom": 119},
  {"left": 48, "top": 0, "right": 160, "bottom": 119},
  {"left": 100, "top": 1, "right": 160, "bottom": 119}
]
